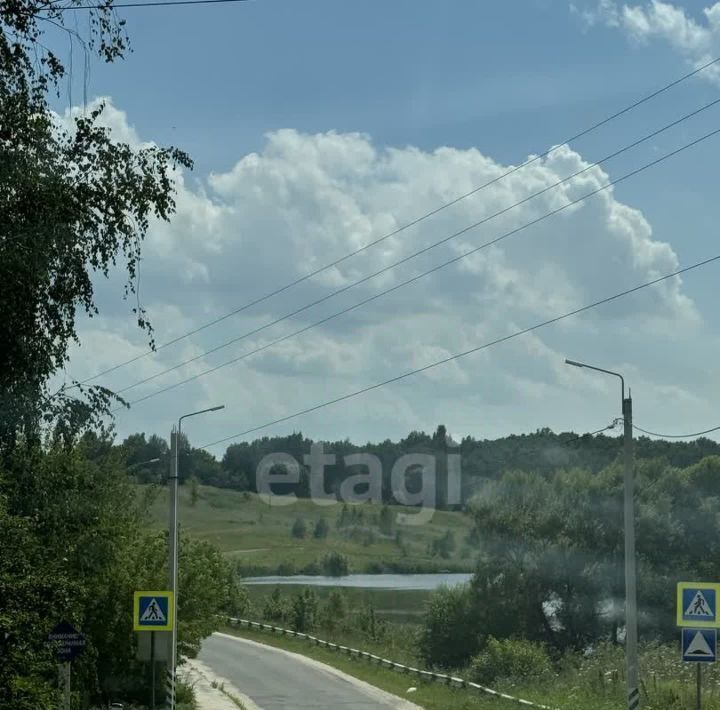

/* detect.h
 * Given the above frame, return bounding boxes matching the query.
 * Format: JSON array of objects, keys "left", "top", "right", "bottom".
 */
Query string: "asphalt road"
[{"left": 199, "top": 632, "right": 421, "bottom": 710}]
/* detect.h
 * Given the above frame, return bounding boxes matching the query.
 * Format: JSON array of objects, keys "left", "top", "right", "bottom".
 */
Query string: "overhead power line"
[
  {"left": 111, "top": 99, "right": 720, "bottom": 398},
  {"left": 76, "top": 55, "right": 720, "bottom": 387},
  {"left": 196, "top": 254, "right": 720, "bottom": 450},
  {"left": 538, "top": 420, "right": 622, "bottom": 449},
  {"left": 114, "top": 122, "right": 720, "bottom": 411},
  {"left": 59, "top": 0, "right": 251, "bottom": 9},
  {"left": 633, "top": 423, "right": 720, "bottom": 439}
]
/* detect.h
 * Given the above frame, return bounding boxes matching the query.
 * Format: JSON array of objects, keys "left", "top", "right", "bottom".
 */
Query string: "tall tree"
[{"left": 1, "top": 1, "right": 191, "bottom": 454}]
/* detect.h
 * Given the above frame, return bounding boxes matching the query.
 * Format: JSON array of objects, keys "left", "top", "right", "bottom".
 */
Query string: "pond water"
[{"left": 243, "top": 572, "right": 473, "bottom": 590}]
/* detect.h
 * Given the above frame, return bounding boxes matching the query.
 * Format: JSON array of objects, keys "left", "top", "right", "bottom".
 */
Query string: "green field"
[{"left": 143, "top": 484, "right": 475, "bottom": 576}]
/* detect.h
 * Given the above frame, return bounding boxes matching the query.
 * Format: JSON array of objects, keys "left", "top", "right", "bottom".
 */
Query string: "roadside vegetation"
[
  {"left": 225, "top": 624, "right": 720, "bottom": 710},
  {"left": 231, "top": 452, "right": 720, "bottom": 708}
]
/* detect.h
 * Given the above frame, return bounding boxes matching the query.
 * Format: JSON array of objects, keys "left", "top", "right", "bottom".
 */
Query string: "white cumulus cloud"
[
  {"left": 62, "top": 99, "right": 717, "bottom": 447},
  {"left": 576, "top": 1, "right": 720, "bottom": 83}
]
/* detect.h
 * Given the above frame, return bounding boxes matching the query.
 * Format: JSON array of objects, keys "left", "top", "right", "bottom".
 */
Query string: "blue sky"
[
  {"left": 88, "top": 0, "right": 705, "bottom": 166},
  {"left": 57, "top": 0, "right": 720, "bottom": 449},
  {"left": 85, "top": 0, "right": 719, "bottom": 283}
]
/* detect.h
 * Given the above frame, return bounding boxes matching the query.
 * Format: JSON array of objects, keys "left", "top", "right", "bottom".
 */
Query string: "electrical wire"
[
  {"left": 58, "top": 0, "right": 251, "bottom": 9},
  {"left": 114, "top": 123, "right": 720, "bottom": 411},
  {"left": 74, "top": 55, "right": 720, "bottom": 387},
  {"left": 195, "top": 254, "right": 720, "bottom": 450},
  {"left": 112, "top": 101, "right": 720, "bottom": 399},
  {"left": 633, "top": 423, "right": 720, "bottom": 439},
  {"left": 568, "top": 419, "right": 623, "bottom": 444}
]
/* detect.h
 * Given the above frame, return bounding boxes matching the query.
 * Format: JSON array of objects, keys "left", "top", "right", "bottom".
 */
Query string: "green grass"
[
  {"left": 143, "top": 484, "right": 475, "bottom": 576},
  {"left": 245, "top": 584, "right": 430, "bottom": 624}
]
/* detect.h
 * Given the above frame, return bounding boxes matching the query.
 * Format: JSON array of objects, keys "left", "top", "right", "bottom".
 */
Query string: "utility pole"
[
  {"left": 565, "top": 359, "right": 639, "bottom": 710},
  {"left": 167, "top": 427, "right": 178, "bottom": 710},
  {"left": 623, "top": 393, "right": 639, "bottom": 710}
]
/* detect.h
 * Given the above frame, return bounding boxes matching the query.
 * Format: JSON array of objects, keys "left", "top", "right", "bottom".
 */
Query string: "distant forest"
[{"left": 80, "top": 425, "right": 720, "bottom": 509}]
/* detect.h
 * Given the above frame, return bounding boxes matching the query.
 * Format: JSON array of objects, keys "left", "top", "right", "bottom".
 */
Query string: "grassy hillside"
[{"left": 143, "top": 484, "right": 475, "bottom": 576}]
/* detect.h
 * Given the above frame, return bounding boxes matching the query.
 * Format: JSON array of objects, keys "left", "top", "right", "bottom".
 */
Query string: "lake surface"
[{"left": 243, "top": 572, "right": 473, "bottom": 590}]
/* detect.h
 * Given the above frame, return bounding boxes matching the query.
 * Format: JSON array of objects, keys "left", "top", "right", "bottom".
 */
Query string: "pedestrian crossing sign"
[
  {"left": 133, "top": 590, "right": 174, "bottom": 631},
  {"left": 677, "top": 582, "right": 720, "bottom": 628}
]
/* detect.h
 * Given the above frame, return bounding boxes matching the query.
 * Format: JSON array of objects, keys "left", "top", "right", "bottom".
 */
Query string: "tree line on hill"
[{"left": 115, "top": 425, "right": 720, "bottom": 509}]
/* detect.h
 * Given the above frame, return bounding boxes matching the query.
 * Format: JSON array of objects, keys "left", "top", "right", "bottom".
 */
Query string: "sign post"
[
  {"left": 63, "top": 662, "right": 71, "bottom": 710},
  {"left": 151, "top": 630, "right": 156, "bottom": 710},
  {"left": 677, "top": 583, "right": 720, "bottom": 710},
  {"left": 134, "top": 591, "right": 174, "bottom": 706},
  {"left": 47, "top": 621, "right": 85, "bottom": 710}
]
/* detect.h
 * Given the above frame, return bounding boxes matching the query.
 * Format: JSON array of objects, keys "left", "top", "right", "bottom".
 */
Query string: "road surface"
[{"left": 199, "top": 632, "right": 421, "bottom": 709}]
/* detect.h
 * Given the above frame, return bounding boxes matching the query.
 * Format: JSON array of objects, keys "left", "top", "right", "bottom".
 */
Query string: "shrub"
[
  {"left": 188, "top": 475, "right": 200, "bottom": 507},
  {"left": 175, "top": 681, "right": 196, "bottom": 707},
  {"left": 418, "top": 583, "right": 481, "bottom": 670},
  {"left": 301, "top": 560, "right": 322, "bottom": 575},
  {"left": 262, "top": 587, "right": 290, "bottom": 623},
  {"left": 358, "top": 604, "right": 386, "bottom": 641},
  {"left": 291, "top": 588, "right": 318, "bottom": 632},
  {"left": 313, "top": 518, "right": 330, "bottom": 539},
  {"left": 319, "top": 590, "right": 347, "bottom": 631},
  {"left": 470, "top": 637, "right": 552, "bottom": 685},
  {"left": 320, "top": 551, "right": 349, "bottom": 577},
  {"left": 291, "top": 517, "right": 307, "bottom": 539}
]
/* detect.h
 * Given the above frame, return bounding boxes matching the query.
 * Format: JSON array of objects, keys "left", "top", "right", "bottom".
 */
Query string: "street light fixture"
[
  {"left": 128, "top": 457, "right": 161, "bottom": 470},
  {"left": 167, "top": 405, "right": 225, "bottom": 709},
  {"left": 565, "top": 358, "right": 638, "bottom": 710}
]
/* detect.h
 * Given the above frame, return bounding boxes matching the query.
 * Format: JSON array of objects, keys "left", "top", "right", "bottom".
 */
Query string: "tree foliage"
[
  {"left": 0, "top": 442, "right": 240, "bottom": 707},
  {"left": 113, "top": 426, "right": 720, "bottom": 507},
  {"left": 1, "top": 0, "right": 191, "bottom": 454},
  {"left": 419, "top": 455, "right": 720, "bottom": 670}
]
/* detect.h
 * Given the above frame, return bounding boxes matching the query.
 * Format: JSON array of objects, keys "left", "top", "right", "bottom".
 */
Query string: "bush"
[
  {"left": 313, "top": 518, "right": 329, "bottom": 539},
  {"left": 319, "top": 590, "right": 347, "bottom": 631},
  {"left": 175, "top": 681, "right": 196, "bottom": 707},
  {"left": 291, "top": 588, "right": 318, "bottom": 632},
  {"left": 358, "top": 604, "right": 386, "bottom": 641},
  {"left": 320, "top": 551, "right": 349, "bottom": 577},
  {"left": 470, "top": 637, "right": 552, "bottom": 685},
  {"left": 291, "top": 517, "right": 307, "bottom": 539},
  {"left": 301, "top": 560, "right": 321, "bottom": 575},
  {"left": 188, "top": 475, "right": 200, "bottom": 507},
  {"left": 418, "top": 584, "right": 481, "bottom": 670},
  {"left": 263, "top": 587, "right": 290, "bottom": 623}
]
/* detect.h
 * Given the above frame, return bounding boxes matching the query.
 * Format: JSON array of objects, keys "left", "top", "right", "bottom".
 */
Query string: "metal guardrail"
[{"left": 225, "top": 617, "right": 557, "bottom": 709}]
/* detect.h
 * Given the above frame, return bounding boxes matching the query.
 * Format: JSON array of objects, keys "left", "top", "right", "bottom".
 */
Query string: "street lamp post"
[
  {"left": 565, "top": 359, "right": 638, "bottom": 710},
  {"left": 167, "top": 405, "right": 225, "bottom": 710}
]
